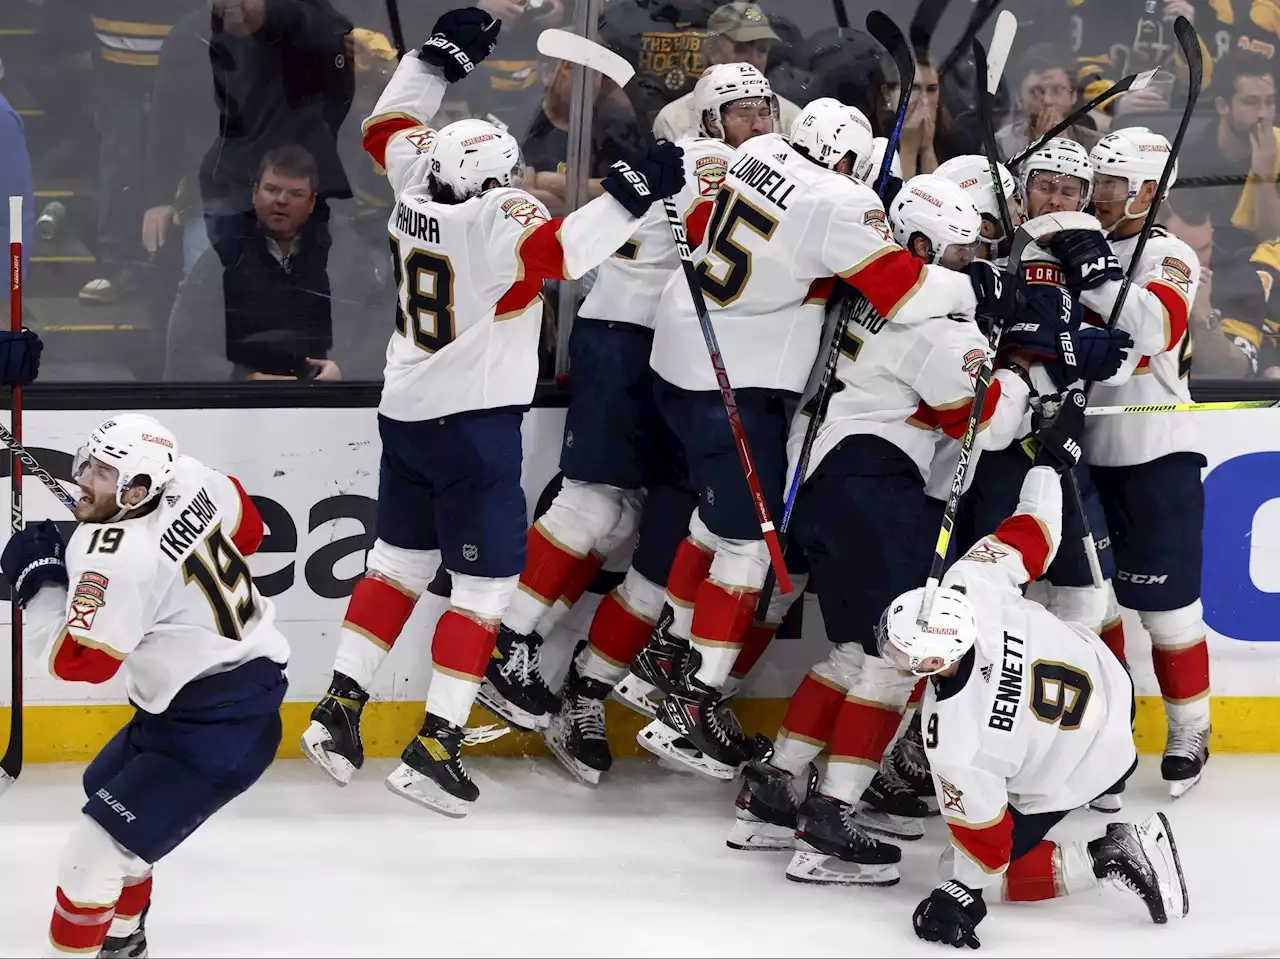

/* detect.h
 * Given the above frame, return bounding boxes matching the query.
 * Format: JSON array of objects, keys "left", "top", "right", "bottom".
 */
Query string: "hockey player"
[
  {"left": 478, "top": 62, "right": 776, "bottom": 754},
  {"left": 895, "top": 393, "right": 1190, "bottom": 946},
  {"left": 1044, "top": 127, "right": 1210, "bottom": 798},
  {"left": 300, "top": 8, "right": 688, "bottom": 817},
  {"left": 933, "top": 154, "right": 1018, "bottom": 257},
  {"left": 0, "top": 414, "right": 286, "bottom": 958},
  {"left": 725, "top": 175, "right": 1042, "bottom": 877}
]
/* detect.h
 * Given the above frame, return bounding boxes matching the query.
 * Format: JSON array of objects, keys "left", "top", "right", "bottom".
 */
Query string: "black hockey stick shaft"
[
  {"left": 384, "top": 0, "right": 407, "bottom": 58},
  {"left": 2, "top": 196, "right": 23, "bottom": 794},
  {"left": 754, "top": 11, "right": 916, "bottom": 618},
  {"left": 0, "top": 422, "right": 78, "bottom": 514},
  {"left": 939, "top": 0, "right": 1002, "bottom": 81},
  {"left": 973, "top": 38, "right": 1014, "bottom": 240}
]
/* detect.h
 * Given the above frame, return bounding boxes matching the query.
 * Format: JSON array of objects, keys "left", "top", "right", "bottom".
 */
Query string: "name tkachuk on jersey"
[
  {"left": 24, "top": 456, "right": 288, "bottom": 715},
  {"left": 922, "top": 468, "right": 1137, "bottom": 891}
]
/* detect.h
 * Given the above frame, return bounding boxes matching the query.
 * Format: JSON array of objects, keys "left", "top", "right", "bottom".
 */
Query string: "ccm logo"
[{"left": 1117, "top": 570, "right": 1169, "bottom": 584}]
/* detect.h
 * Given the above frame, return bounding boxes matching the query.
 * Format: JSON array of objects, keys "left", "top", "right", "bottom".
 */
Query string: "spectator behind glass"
[
  {"left": 163, "top": 145, "right": 341, "bottom": 382},
  {"left": 995, "top": 43, "right": 1101, "bottom": 161},
  {"left": 806, "top": 27, "right": 898, "bottom": 138},
  {"left": 141, "top": 0, "right": 354, "bottom": 278},
  {"left": 898, "top": 49, "right": 939, "bottom": 177},
  {"left": 77, "top": 0, "right": 201, "bottom": 307},
  {"left": 0, "top": 75, "right": 33, "bottom": 314},
  {"left": 1184, "top": 48, "right": 1280, "bottom": 260}
]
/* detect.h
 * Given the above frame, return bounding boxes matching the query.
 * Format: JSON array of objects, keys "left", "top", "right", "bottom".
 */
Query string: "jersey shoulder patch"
[{"left": 486, "top": 188, "right": 550, "bottom": 228}]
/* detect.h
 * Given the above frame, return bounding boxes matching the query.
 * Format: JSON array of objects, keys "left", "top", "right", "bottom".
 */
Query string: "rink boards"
[{"left": 0, "top": 405, "right": 1278, "bottom": 761}]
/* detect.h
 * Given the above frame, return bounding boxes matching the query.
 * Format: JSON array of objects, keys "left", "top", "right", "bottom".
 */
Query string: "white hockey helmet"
[
  {"left": 890, "top": 174, "right": 982, "bottom": 264},
  {"left": 1020, "top": 137, "right": 1093, "bottom": 207},
  {"left": 73, "top": 414, "right": 179, "bottom": 511},
  {"left": 877, "top": 585, "right": 978, "bottom": 676},
  {"left": 1090, "top": 126, "right": 1176, "bottom": 219},
  {"left": 427, "top": 118, "right": 524, "bottom": 198},
  {"left": 934, "top": 154, "right": 1018, "bottom": 230},
  {"left": 858, "top": 135, "right": 903, "bottom": 185},
  {"left": 790, "top": 98, "right": 875, "bottom": 174},
  {"left": 693, "top": 62, "right": 777, "bottom": 140}
]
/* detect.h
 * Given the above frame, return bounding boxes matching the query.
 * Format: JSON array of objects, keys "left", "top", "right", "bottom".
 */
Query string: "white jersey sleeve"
[{"left": 360, "top": 54, "right": 449, "bottom": 195}]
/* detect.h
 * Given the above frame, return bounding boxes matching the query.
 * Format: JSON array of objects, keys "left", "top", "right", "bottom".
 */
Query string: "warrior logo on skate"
[
  {"left": 462, "top": 543, "right": 479, "bottom": 562},
  {"left": 502, "top": 197, "right": 546, "bottom": 227},
  {"left": 68, "top": 572, "right": 109, "bottom": 630},
  {"left": 938, "top": 776, "right": 965, "bottom": 815}
]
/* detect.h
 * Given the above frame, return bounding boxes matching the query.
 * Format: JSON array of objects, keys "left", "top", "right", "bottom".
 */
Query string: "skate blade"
[
  {"left": 1088, "top": 793, "right": 1124, "bottom": 814},
  {"left": 1167, "top": 770, "right": 1203, "bottom": 800},
  {"left": 384, "top": 763, "right": 472, "bottom": 819},
  {"left": 855, "top": 807, "right": 925, "bottom": 841},
  {"left": 543, "top": 723, "right": 604, "bottom": 787},
  {"left": 1143, "top": 812, "right": 1190, "bottom": 921},
  {"left": 611, "top": 674, "right": 662, "bottom": 719},
  {"left": 300, "top": 722, "right": 356, "bottom": 786},
  {"left": 785, "top": 845, "right": 900, "bottom": 887},
  {"left": 726, "top": 813, "right": 795, "bottom": 851},
  {"left": 476, "top": 681, "right": 550, "bottom": 732},
  {"left": 920, "top": 794, "right": 940, "bottom": 816},
  {"left": 636, "top": 720, "right": 738, "bottom": 782}
]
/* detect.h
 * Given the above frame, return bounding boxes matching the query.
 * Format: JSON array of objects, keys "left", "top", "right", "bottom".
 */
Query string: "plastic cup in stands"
[{"left": 1150, "top": 69, "right": 1175, "bottom": 107}]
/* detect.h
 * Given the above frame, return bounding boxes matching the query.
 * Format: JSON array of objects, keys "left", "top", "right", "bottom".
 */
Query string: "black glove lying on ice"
[{"left": 913, "top": 880, "right": 987, "bottom": 949}]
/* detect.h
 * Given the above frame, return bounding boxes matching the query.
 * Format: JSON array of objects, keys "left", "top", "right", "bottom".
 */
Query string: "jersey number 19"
[{"left": 183, "top": 524, "right": 257, "bottom": 642}]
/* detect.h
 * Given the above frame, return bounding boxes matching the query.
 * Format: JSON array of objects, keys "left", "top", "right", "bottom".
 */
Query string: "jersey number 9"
[
  {"left": 183, "top": 524, "right": 257, "bottom": 642},
  {"left": 390, "top": 238, "right": 456, "bottom": 353},
  {"left": 698, "top": 188, "right": 779, "bottom": 307},
  {"left": 1030, "top": 660, "right": 1093, "bottom": 730}
]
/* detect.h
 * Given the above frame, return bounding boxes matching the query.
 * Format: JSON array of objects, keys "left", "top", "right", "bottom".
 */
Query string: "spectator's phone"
[{"left": 297, "top": 360, "right": 322, "bottom": 381}]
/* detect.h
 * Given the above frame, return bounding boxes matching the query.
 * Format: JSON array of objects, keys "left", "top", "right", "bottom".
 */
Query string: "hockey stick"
[
  {"left": 1, "top": 197, "right": 23, "bottom": 798},
  {"left": 1007, "top": 69, "right": 1159, "bottom": 170},
  {"left": 384, "top": 0, "right": 407, "bottom": 58},
  {"left": 938, "top": 0, "right": 1003, "bottom": 81},
  {"left": 0, "top": 423, "right": 79, "bottom": 513},
  {"left": 536, "top": 29, "right": 793, "bottom": 593},
  {"left": 1086, "top": 400, "right": 1280, "bottom": 416},
  {"left": 751, "top": 11, "right": 917, "bottom": 617},
  {"left": 973, "top": 16, "right": 1017, "bottom": 241}
]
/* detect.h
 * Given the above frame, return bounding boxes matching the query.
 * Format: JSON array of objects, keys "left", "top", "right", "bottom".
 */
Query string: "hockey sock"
[
  {"left": 49, "top": 889, "right": 116, "bottom": 956},
  {"left": 106, "top": 873, "right": 152, "bottom": 938},
  {"left": 427, "top": 610, "right": 500, "bottom": 728},
  {"left": 580, "top": 589, "right": 657, "bottom": 686},
  {"left": 1145, "top": 605, "right": 1211, "bottom": 727},
  {"left": 335, "top": 575, "right": 418, "bottom": 690},
  {"left": 534, "top": 550, "right": 606, "bottom": 641},
  {"left": 1100, "top": 615, "right": 1127, "bottom": 666},
  {"left": 821, "top": 696, "right": 907, "bottom": 804},
  {"left": 1001, "top": 840, "right": 1098, "bottom": 902},
  {"left": 772, "top": 671, "right": 847, "bottom": 776},
  {"left": 504, "top": 523, "right": 591, "bottom": 636},
  {"left": 690, "top": 579, "right": 759, "bottom": 689},
  {"left": 662, "top": 537, "right": 715, "bottom": 642},
  {"left": 727, "top": 620, "right": 779, "bottom": 688}
]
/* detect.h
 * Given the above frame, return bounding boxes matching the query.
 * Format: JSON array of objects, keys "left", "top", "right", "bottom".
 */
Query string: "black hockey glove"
[
  {"left": 0, "top": 520, "right": 68, "bottom": 607},
  {"left": 601, "top": 142, "right": 686, "bottom": 218},
  {"left": 1048, "top": 229, "right": 1123, "bottom": 294},
  {"left": 997, "top": 284, "right": 1074, "bottom": 361},
  {"left": 1031, "top": 388, "right": 1088, "bottom": 473},
  {"left": 418, "top": 7, "right": 501, "bottom": 83},
  {"left": 966, "top": 260, "right": 1021, "bottom": 325},
  {"left": 913, "top": 880, "right": 987, "bottom": 949},
  {"left": 0, "top": 329, "right": 42, "bottom": 386},
  {"left": 1043, "top": 326, "right": 1134, "bottom": 391}
]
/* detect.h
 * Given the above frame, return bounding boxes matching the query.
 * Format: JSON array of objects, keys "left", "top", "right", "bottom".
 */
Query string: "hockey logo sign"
[{"left": 68, "top": 571, "right": 109, "bottom": 630}]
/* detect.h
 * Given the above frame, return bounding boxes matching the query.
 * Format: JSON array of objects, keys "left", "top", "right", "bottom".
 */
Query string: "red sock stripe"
[
  {"left": 560, "top": 552, "right": 605, "bottom": 606},
  {"left": 51, "top": 889, "right": 114, "bottom": 952},
  {"left": 114, "top": 875, "right": 152, "bottom": 919},
  {"left": 948, "top": 809, "right": 1014, "bottom": 874},
  {"left": 1152, "top": 640, "right": 1210, "bottom": 702},
  {"left": 780, "top": 673, "right": 847, "bottom": 743},
  {"left": 588, "top": 591, "right": 655, "bottom": 666},
  {"left": 908, "top": 677, "right": 926, "bottom": 708},
  {"left": 666, "top": 538, "right": 713, "bottom": 607},
  {"left": 1100, "top": 619, "right": 1127, "bottom": 666},
  {"left": 344, "top": 576, "right": 416, "bottom": 650},
  {"left": 431, "top": 610, "right": 499, "bottom": 680},
  {"left": 519, "top": 524, "right": 584, "bottom": 604},
  {"left": 828, "top": 697, "right": 904, "bottom": 765},
  {"left": 729, "top": 621, "right": 778, "bottom": 679},
  {"left": 1005, "top": 840, "right": 1060, "bottom": 902},
  {"left": 690, "top": 580, "right": 757, "bottom": 650}
]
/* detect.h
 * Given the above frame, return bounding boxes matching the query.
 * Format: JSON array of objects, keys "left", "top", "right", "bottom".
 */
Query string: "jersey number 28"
[
  {"left": 183, "top": 524, "right": 257, "bottom": 642},
  {"left": 389, "top": 237, "right": 456, "bottom": 353}
]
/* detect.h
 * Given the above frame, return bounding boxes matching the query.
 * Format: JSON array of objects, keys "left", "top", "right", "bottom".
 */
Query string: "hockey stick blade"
[
  {"left": 536, "top": 30, "right": 635, "bottom": 89},
  {"left": 910, "top": 0, "right": 952, "bottom": 54},
  {"left": 985, "top": 10, "right": 1017, "bottom": 95},
  {"left": 973, "top": 38, "right": 1015, "bottom": 239},
  {"left": 938, "top": 0, "right": 1001, "bottom": 80}
]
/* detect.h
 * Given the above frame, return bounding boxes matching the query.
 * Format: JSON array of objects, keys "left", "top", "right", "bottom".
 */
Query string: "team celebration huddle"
[{"left": 1, "top": 3, "right": 1228, "bottom": 954}]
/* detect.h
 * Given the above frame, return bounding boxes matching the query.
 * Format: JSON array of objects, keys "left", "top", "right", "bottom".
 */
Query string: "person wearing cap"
[{"left": 652, "top": 2, "right": 800, "bottom": 141}]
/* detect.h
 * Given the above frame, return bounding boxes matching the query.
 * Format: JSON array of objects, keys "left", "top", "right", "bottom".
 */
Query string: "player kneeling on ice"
[
  {"left": 1, "top": 415, "right": 286, "bottom": 958},
  {"left": 881, "top": 391, "right": 1188, "bottom": 947},
  {"left": 300, "top": 7, "right": 687, "bottom": 817}
]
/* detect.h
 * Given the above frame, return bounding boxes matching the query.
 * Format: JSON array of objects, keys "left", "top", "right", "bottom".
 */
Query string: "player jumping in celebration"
[
  {"left": 477, "top": 63, "right": 778, "bottom": 783},
  {"left": 1044, "top": 128, "right": 1209, "bottom": 798},
  {"left": 887, "top": 392, "right": 1189, "bottom": 948},
  {"left": 300, "top": 8, "right": 687, "bottom": 816},
  {"left": 1, "top": 415, "right": 285, "bottom": 958}
]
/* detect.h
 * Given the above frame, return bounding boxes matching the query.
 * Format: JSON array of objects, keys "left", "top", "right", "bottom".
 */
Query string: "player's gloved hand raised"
[
  {"left": 601, "top": 142, "right": 685, "bottom": 218},
  {"left": 1048, "top": 229, "right": 1123, "bottom": 294},
  {"left": 965, "top": 260, "right": 1021, "bottom": 324},
  {"left": 1, "top": 520, "right": 69, "bottom": 607},
  {"left": 418, "top": 7, "right": 501, "bottom": 83},
  {"left": 1032, "top": 388, "right": 1088, "bottom": 473},
  {"left": 913, "top": 880, "right": 987, "bottom": 949},
  {"left": 0, "top": 329, "right": 42, "bottom": 386}
]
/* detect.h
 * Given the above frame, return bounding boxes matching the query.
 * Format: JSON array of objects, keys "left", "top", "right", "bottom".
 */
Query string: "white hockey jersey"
[
  {"left": 923, "top": 466, "right": 1137, "bottom": 893},
  {"left": 362, "top": 56, "right": 650, "bottom": 422},
  {"left": 791, "top": 289, "right": 1030, "bottom": 487},
  {"left": 24, "top": 456, "right": 288, "bottom": 715},
  {"left": 1080, "top": 228, "right": 1201, "bottom": 467},
  {"left": 649, "top": 132, "right": 948, "bottom": 395},
  {"left": 578, "top": 136, "right": 730, "bottom": 329}
]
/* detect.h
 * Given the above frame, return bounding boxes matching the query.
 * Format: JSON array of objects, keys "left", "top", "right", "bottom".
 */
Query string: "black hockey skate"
[
  {"left": 856, "top": 765, "right": 928, "bottom": 841},
  {"left": 544, "top": 663, "right": 613, "bottom": 786},
  {"left": 98, "top": 904, "right": 148, "bottom": 958},
  {"left": 1161, "top": 721, "right": 1210, "bottom": 799},
  {"left": 1088, "top": 813, "right": 1189, "bottom": 923},
  {"left": 638, "top": 667, "right": 767, "bottom": 782},
  {"left": 477, "top": 626, "right": 558, "bottom": 732},
  {"left": 787, "top": 792, "right": 902, "bottom": 886},
  {"left": 727, "top": 758, "right": 818, "bottom": 851},
  {"left": 629, "top": 606, "right": 694, "bottom": 697},
  {"left": 385, "top": 714, "right": 482, "bottom": 818},
  {"left": 889, "top": 712, "right": 939, "bottom": 815},
  {"left": 300, "top": 672, "right": 368, "bottom": 786}
]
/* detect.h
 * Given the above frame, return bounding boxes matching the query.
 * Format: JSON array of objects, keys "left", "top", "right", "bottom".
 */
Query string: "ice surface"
[{"left": 2, "top": 756, "right": 1278, "bottom": 957}]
